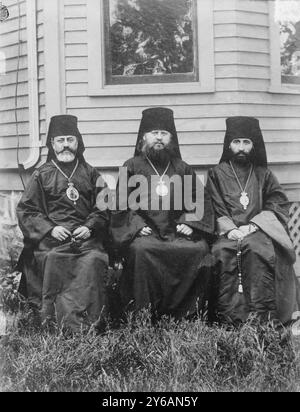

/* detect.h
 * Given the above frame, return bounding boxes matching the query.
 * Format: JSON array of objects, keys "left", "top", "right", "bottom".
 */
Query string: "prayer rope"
[{"left": 237, "top": 238, "right": 243, "bottom": 294}]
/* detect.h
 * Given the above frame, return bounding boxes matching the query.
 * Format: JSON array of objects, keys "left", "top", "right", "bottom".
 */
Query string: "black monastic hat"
[
  {"left": 134, "top": 107, "right": 182, "bottom": 159},
  {"left": 219, "top": 116, "right": 267, "bottom": 167},
  {"left": 46, "top": 115, "right": 85, "bottom": 162}
]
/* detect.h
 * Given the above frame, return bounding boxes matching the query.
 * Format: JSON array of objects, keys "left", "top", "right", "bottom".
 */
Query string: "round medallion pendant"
[
  {"left": 66, "top": 183, "right": 80, "bottom": 204},
  {"left": 156, "top": 181, "right": 169, "bottom": 197}
]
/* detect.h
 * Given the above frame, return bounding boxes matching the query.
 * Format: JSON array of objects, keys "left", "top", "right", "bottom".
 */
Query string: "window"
[
  {"left": 104, "top": 0, "right": 198, "bottom": 85},
  {"left": 270, "top": 0, "right": 300, "bottom": 92},
  {"left": 276, "top": 0, "right": 300, "bottom": 85},
  {"left": 87, "top": 0, "right": 214, "bottom": 95}
]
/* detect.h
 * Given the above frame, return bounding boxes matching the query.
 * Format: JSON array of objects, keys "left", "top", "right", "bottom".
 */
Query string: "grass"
[
  {"left": 1, "top": 253, "right": 300, "bottom": 393},
  {"left": 0, "top": 309, "right": 300, "bottom": 392},
  {"left": 1, "top": 221, "right": 299, "bottom": 392}
]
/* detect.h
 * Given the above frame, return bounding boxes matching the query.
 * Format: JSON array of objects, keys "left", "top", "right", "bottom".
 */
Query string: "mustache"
[
  {"left": 229, "top": 147, "right": 255, "bottom": 164},
  {"left": 142, "top": 141, "right": 168, "bottom": 153},
  {"left": 232, "top": 151, "right": 252, "bottom": 164},
  {"left": 152, "top": 141, "right": 165, "bottom": 147},
  {"left": 58, "top": 148, "right": 77, "bottom": 154}
]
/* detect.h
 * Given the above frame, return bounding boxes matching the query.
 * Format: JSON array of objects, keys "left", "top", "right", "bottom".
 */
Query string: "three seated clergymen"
[
  {"left": 17, "top": 115, "right": 110, "bottom": 332},
  {"left": 17, "top": 111, "right": 298, "bottom": 330},
  {"left": 111, "top": 108, "right": 215, "bottom": 320}
]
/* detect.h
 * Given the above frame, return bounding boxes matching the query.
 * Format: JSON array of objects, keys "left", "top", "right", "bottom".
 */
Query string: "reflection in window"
[
  {"left": 275, "top": 0, "right": 300, "bottom": 84},
  {"left": 104, "top": 0, "right": 197, "bottom": 85}
]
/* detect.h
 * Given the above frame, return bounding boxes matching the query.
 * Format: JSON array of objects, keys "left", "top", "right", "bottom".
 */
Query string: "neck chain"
[
  {"left": 229, "top": 161, "right": 253, "bottom": 211},
  {"left": 146, "top": 156, "right": 170, "bottom": 197},
  {"left": 52, "top": 159, "right": 80, "bottom": 205}
]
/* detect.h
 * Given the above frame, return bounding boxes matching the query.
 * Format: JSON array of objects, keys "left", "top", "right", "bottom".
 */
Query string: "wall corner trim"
[{"left": 22, "top": 0, "right": 41, "bottom": 170}]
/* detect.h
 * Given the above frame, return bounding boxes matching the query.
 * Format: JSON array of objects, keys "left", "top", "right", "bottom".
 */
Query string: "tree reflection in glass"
[{"left": 105, "top": 0, "right": 196, "bottom": 83}]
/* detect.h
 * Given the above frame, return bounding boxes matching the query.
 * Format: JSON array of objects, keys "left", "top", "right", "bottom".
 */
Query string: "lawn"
[
  {"left": 0, "top": 232, "right": 300, "bottom": 393},
  {"left": 0, "top": 308, "right": 299, "bottom": 392}
]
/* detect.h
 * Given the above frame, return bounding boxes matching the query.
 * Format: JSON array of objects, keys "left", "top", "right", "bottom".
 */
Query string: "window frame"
[
  {"left": 87, "top": 0, "right": 215, "bottom": 96},
  {"left": 103, "top": 0, "right": 199, "bottom": 85},
  {"left": 269, "top": 0, "right": 300, "bottom": 94}
]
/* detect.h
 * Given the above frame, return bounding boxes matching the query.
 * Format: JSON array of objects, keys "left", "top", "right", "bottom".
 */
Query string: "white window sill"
[{"left": 88, "top": 82, "right": 215, "bottom": 97}]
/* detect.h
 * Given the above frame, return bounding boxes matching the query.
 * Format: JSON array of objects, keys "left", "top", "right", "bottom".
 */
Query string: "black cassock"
[
  {"left": 111, "top": 155, "right": 215, "bottom": 320},
  {"left": 17, "top": 160, "right": 109, "bottom": 331},
  {"left": 207, "top": 162, "right": 299, "bottom": 325}
]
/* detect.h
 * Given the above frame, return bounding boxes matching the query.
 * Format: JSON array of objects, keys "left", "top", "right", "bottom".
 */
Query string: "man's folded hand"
[
  {"left": 139, "top": 226, "right": 153, "bottom": 237},
  {"left": 227, "top": 229, "right": 244, "bottom": 241},
  {"left": 51, "top": 226, "right": 71, "bottom": 242},
  {"left": 238, "top": 224, "right": 259, "bottom": 237},
  {"left": 238, "top": 225, "right": 251, "bottom": 237},
  {"left": 73, "top": 226, "right": 91, "bottom": 240},
  {"left": 176, "top": 224, "right": 193, "bottom": 238}
]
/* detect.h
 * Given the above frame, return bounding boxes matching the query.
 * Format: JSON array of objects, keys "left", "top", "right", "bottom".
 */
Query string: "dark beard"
[
  {"left": 144, "top": 145, "right": 176, "bottom": 167},
  {"left": 146, "top": 147, "right": 170, "bottom": 166},
  {"left": 230, "top": 149, "right": 255, "bottom": 165}
]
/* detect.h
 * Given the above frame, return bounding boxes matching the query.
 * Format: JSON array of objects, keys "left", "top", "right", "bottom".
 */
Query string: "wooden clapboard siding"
[
  {"left": 60, "top": 117, "right": 300, "bottom": 136},
  {"left": 0, "top": 0, "right": 43, "bottom": 179},
  {"left": 65, "top": 90, "right": 300, "bottom": 109},
  {"left": 63, "top": 1, "right": 245, "bottom": 169},
  {"left": 0, "top": 147, "right": 30, "bottom": 169},
  {"left": 0, "top": 0, "right": 29, "bottom": 173},
  {"left": 234, "top": 2, "right": 300, "bottom": 204},
  {"left": 0, "top": 0, "right": 300, "bottom": 201},
  {"left": 63, "top": 3, "right": 234, "bottom": 171},
  {"left": 37, "top": 0, "right": 45, "bottom": 149},
  {"left": 214, "top": 4, "right": 270, "bottom": 95},
  {"left": 61, "top": 0, "right": 300, "bottom": 204}
]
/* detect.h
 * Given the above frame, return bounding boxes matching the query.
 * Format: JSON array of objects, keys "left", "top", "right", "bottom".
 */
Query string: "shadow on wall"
[{"left": 0, "top": 192, "right": 23, "bottom": 269}]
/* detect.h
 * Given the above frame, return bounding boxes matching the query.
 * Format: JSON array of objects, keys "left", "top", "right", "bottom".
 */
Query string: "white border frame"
[
  {"left": 87, "top": 0, "right": 215, "bottom": 96},
  {"left": 269, "top": 0, "right": 300, "bottom": 94}
]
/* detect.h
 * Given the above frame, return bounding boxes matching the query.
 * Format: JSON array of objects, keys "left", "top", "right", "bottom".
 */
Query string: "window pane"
[
  {"left": 104, "top": 0, "right": 197, "bottom": 84},
  {"left": 275, "top": 0, "right": 300, "bottom": 84}
]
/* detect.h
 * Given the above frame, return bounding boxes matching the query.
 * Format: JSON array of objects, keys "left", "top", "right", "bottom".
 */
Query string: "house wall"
[
  {"left": 0, "top": 0, "right": 299, "bottom": 196},
  {"left": 55, "top": 0, "right": 246, "bottom": 172},
  {"left": 38, "top": 0, "right": 299, "bottom": 199},
  {"left": 0, "top": 0, "right": 44, "bottom": 189},
  {"left": 0, "top": 0, "right": 29, "bottom": 177},
  {"left": 37, "top": 0, "right": 46, "bottom": 156}
]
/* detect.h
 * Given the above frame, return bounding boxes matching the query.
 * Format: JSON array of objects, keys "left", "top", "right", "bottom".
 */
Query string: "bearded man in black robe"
[
  {"left": 111, "top": 108, "right": 214, "bottom": 320},
  {"left": 207, "top": 116, "right": 299, "bottom": 326},
  {"left": 17, "top": 115, "right": 109, "bottom": 332}
]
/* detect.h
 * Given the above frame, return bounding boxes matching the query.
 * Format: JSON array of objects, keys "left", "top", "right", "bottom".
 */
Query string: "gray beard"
[{"left": 55, "top": 150, "right": 77, "bottom": 163}]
